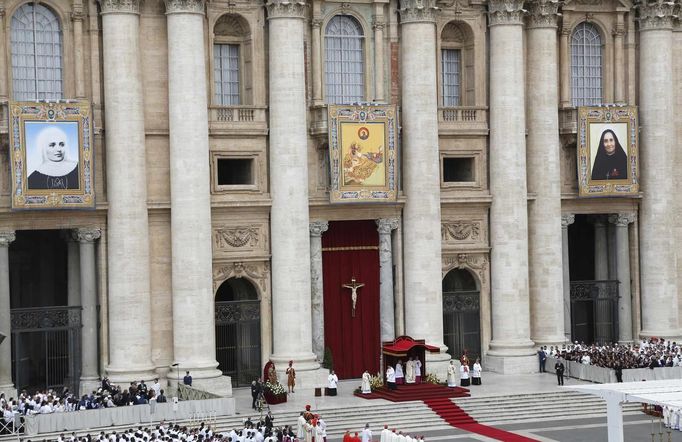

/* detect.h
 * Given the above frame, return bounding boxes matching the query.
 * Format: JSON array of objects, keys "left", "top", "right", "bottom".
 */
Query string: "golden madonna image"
[
  {"left": 9, "top": 101, "right": 95, "bottom": 209},
  {"left": 577, "top": 106, "right": 639, "bottom": 197},
  {"left": 328, "top": 105, "right": 398, "bottom": 203}
]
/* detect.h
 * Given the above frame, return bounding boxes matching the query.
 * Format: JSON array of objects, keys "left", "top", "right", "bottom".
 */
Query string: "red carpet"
[
  {"left": 354, "top": 383, "right": 470, "bottom": 402},
  {"left": 424, "top": 398, "right": 539, "bottom": 442}
]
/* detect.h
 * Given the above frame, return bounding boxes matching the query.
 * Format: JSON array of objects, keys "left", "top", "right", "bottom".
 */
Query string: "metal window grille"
[
  {"left": 441, "top": 49, "right": 461, "bottom": 107},
  {"left": 570, "top": 22, "right": 602, "bottom": 107},
  {"left": 11, "top": 3, "right": 63, "bottom": 101},
  {"left": 214, "top": 43, "right": 240, "bottom": 105},
  {"left": 325, "top": 15, "right": 364, "bottom": 104}
]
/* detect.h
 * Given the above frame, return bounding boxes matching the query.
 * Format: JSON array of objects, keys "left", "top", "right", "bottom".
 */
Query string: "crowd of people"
[{"left": 341, "top": 424, "right": 426, "bottom": 442}]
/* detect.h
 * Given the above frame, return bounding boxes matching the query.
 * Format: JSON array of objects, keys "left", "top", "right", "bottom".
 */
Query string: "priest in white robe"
[
  {"left": 361, "top": 370, "right": 372, "bottom": 394},
  {"left": 395, "top": 360, "right": 405, "bottom": 385},
  {"left": 446, "top": 360, "right": 458, "bottom": 388},
  {"left": 380, "top": 425, "right": 391, "bottom": 442},
  {"left": 405, "top": 358, "right": 416, "bottom": 384}
]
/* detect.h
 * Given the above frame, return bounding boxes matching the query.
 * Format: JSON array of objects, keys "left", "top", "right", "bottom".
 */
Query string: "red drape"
[{"left": 322, "top": 220, "right": 380, "bottom": 379}]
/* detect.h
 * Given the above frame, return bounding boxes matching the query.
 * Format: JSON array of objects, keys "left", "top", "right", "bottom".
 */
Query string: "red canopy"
[{"left": 382, "top": 335, "right": 440, "bottom": 357}]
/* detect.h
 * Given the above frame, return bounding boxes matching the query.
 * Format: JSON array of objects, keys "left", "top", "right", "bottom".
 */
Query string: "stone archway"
[
  {"left": 442, "top": 268, "right": 481, "bottom": 362},
  {"left": 215, "top": 277, "right": 261, "bottom": 388}
]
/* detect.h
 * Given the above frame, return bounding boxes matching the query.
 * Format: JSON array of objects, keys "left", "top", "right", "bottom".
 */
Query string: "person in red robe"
[
  {"left": 351, "top": 432, "right": 362, "bottom": 442},
  {"left": 342, "top": 431, "right": 352, "bottom": 442}
]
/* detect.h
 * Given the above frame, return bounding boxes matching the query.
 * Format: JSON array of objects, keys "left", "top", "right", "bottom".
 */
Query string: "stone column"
[
  {"left": 398, "top": 0, "right": 450, "bottom": 377},
  {"left": 559, "top": 25, "right": 570, "bottom": 108},
  {"left": 486, "top": 0, "right": 536, "bottom": 373},
  {"left": 377, "top": 218, "right": 399, "bottom": 342},
  {"left": 309, "top": 220, "right": 328, "bottom": 362},
  {"left": 100, "top": 0, "right": 155, "bottom": 382},
  {"left": 66, "top": 235, "right": 81, "bottom": 308},
  {"left": 311, "top": 17, "right": 323, "bottom": 104},
  {"left": 164, "top": 0, "right": 227, "bottom": 394},
  {"left": 593, "top": 216, "right": 609, "bottom": 280},
  {"left": 526, "top": 0, "right": 564, "bottom": 347},
  {"left": 0, "top": 7, "right": 8, "bottom": 100},
  {"left": 637, "top": 0, "right": 680, "bottom": 338},
  {"left": 73, "top": 228, "right": 101, "bottom": 395},
  {"left": 0, "top": 231, "right": 16, "bottom": 398},
  {"left": 613, "top": 18, "right": 626, "bottom": 104},
  {"left": 609, "top": 213, "right": 636, "bottom": 343},
  {"left": 561, "top": 214, "right": 575, "bottom": 341},
  {"left": 72, "top": 3, "right": 86, "bottom": 98},
  {"left": 373, "top": 9, "right": 386, "bottom": 102},
  {"left": 266, "top": 0, "right": 321, "bottom": 385}
]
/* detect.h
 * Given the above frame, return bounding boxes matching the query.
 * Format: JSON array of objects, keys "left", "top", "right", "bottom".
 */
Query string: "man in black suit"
[{"left": 555, "top": 359, "right": 565, "bottom": 385}]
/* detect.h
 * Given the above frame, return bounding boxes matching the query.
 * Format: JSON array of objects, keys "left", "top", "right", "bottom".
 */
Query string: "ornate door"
[{"left": 442, "top": 269, "right": 481, "bottom": 362}]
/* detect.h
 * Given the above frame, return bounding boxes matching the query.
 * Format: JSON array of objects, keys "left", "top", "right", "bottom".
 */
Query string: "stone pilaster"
[
  {"left": 399, "top": 0, "right": 450, "bottom": 378},
  {"left": 636, "top": 0, "right": 680, "bottom": 338},
  {"left": 486, "top": 0, "right": 536, "bottom": 373},
  {"left": 99, "top": 0, "right": 156, "bottom": 382},
  {"left": 65, "top": 233, "right": 81, "bottom": 308},
  {"left": 526, "top": 0, "right": 564, "bottom": 347},
  {"left": 309, "top": 221, "right": 328, "bottom": 362},
  {"left": 561, "top": 214, "right": 575, "bottom": 341},
  {"left": 72, "top": 2, "right": 86, "bottom": 98},
  {"left": 311, "top": 18, "right": 322, "bottom": 104},
  {"left": 376, "top": 218, "right": 399, "bottom": 342},
  {"left": 613, "top": 18, "right": 626, "bottom": 104},
  {"left": 73, "top": 228, "right": 101, "bottom": 395},
  {"left": 559, "top": 24, "right": 571, "bottom": 108},
  {"left": 266, "top": 0, "right": 323, "bottom": 388},
  {"left": 0, "top": 6, "right": 7, "bottom": 100},
  {"left": 0, "top": 231, "right": 16, "bottom": 398},
  {"left": 609, "top": 213, "right": 636, "bottom": 343},
  {"left": 373, "top": 14, "right": 386, "bottom": 102}
]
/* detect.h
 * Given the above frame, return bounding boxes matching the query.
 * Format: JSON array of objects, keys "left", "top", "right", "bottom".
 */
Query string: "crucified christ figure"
[{"left": 342, "top": 277, "right": 365, "bottom": 317}]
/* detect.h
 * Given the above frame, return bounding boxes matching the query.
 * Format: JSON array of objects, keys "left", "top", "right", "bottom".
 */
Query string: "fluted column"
[
  {"left": 164, "top": 0, "right": 226, "bottom": 393},
  {"left": 311, "top": 18, "right": 322, "bottom": 103},
  {"left": 373, "top": 12, "right": 386, "bottom": 102},
  {"left": 73, "top": 228, "right": 101, "bottom": 394},
  {"left": 486, "top": 0, "right": 536, "bottom": 373},
  {"left": 309, "top": 220, "right": 328, "bottom": 362},
  {"left": 561, "top": 214, "right": 575, "bottom": 341},
  {"left": 609, "top": 213, "right": 636, "bottom": 343},
  {"left": 526, "top": 0, "right": 564, "bottom": 347},
  {"left": 399, "top": 0, "right": 450, "bottom": 376},
  {"left": 0, "top": 231, "right": 16, "bottom": 398},
  {"left": 377, "top": 218, "right": 399, "bottom": 342},
  {"left": 637, "top": 0, "right": 680, "bottom": 338},
  {"left": 266, "top": 0, "right": 320, "bottom": 382},
  {"left": 99, "top": 0, "right": 155, "bottom": 382}
]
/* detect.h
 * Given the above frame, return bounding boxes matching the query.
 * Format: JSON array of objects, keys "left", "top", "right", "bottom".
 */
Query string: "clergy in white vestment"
[
  {"left": 398, "top": 432, "right": 407, "bottom": 442},
  {"left": 405, "top": 358, "right": 416, "bottom": 384},
  {"left": 390, "top": 431, "right": 401, "bottom": 442},
  {"left": 297, "top": 413, "right": 306, "bottom": 439},
  {"left": 460, "top": 364, "right": 470, "bottom": 387},
  {"left": 472, "top": 358, "right": 482, "bottom": 385},
  {"left": 386, "top": 366, "right": 397, "bottom": 390},
  {"left": 361, "top": 370, "right": 372, "bottom": 394},
  {"left": 395, "top": 361, "right": 405, "bottom": 385},
  {"left": 447, "top": 360, "right": 458, "bottom": 387},
  {"left": 304, "top": 422, "right": 313, "bottom": 442},
  {"left": 415, "top": 359, "right": 422, "bottom": 384},
  {"left": 327, "top": 370, "right": 339, "bottom": 396},
  {"left": 380, "top": 425, "right": 391, "bottom": 442},
  {"left": 361, "top": 424, "right": 372, "bottom": 442}
]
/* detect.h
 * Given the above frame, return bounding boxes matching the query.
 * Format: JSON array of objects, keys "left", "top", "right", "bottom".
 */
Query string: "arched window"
[
  {"left": 213, "top": 14, "right": 251, "bottom": 106},
  {"left": 11, "top": 3, "right": 63, "bottom": 101},
  {"left": 570, "top": 22, "right": 602, "bottom": 107},
  {"left": 325, "top": 15, "right": 364, "bottom": 104}
]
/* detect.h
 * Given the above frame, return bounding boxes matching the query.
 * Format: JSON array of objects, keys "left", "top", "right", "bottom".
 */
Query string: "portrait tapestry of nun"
[
  {"left": 590, "top": 129, "right": 628, "bottom": 181},
  {"left": 27, "top": 125, "right": 80, "bottom": 190}
]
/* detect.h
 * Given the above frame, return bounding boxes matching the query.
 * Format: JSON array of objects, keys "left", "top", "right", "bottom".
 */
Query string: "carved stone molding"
[
  {"left": 609, "top": 212, "right": 637, "bottom": 227},
  {"left": 526, "top": 0, "right": 560, "bottom": 28},
  {"left": 399, "top": 0, "right": 440, "bottom": 24},
  {"left": 309, "top": 220, "right": 329, "bottom": 237},
  {"left": 265, "top": 0, "right": 307, "bottom": 19},
  {"left": 214, "top": 226, "right": 261, "bottom": 249},
  {"left": 488, "top": 0, "right": 525, "bottom": 26},
  {"left": 612, "top": 23, "right": 626, "bottom": 36},
  {"left": 311, "top": 18, "right": 322, "bottom": 29},
  {"left": 561, "top": 214, "right": 575, "bottom": 228},
  {"left": 98, "top": 0, "right": 141, "bottom": 14},
  {"left": 73, "top": 227, "right": 102, "bottom": 243},
  {"left": 442, "top": 253, "right": 489, "bottom": 284},
  {"left": 372, "top": 18, "right": 387, "bottom": 30},
  {"left": 213, "top": 261, "right": 270, "bottom": 295},
  {"left": 376, "top": 218, "right": 400, "bottom": 235},
  {"left": 164, "top": 0, "right": 205, "bottom": 14},
  {"left": 441, "top": 221, "right": 481, "bottom": 241},
  {"left": 0, "top": 231, "right": 16, "bottom": 247},
  {"left": 636, "top": 0, "right": 677, "bottom": 31}
]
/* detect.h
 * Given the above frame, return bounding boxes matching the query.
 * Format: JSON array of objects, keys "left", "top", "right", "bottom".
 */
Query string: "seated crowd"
[{"left": 546, "top": 338, "right": 682, "bottom": 369}]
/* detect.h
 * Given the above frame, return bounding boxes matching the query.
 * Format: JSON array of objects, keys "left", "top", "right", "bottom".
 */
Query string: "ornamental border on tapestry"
[
  {"left": 328, "top": 104, "right": 398, "bottom": 203},
  {"left": 577, "top": 106, "right": 639, "bottom": 198},
  {"left": 9, "top": 101, "right": 95, "bottom": 210}
]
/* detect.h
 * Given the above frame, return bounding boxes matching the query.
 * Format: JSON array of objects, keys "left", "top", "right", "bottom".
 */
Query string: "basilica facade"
[{"left": 0, "top": 0, "right": 680, "bottom": 397}]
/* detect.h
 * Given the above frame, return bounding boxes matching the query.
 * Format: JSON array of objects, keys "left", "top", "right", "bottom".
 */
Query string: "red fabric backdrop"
[{"left": 322, "top": 220, "right": 380, "bottom": 379}]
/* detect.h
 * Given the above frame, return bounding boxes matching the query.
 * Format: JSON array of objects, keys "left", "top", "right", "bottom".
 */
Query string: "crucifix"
[{"left": 342, "top": 276, "right": 365, "bottom": 317}]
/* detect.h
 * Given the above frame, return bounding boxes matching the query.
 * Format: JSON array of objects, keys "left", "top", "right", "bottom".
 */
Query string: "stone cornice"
[
  {"left": 0, "top": 231, "right": 16, "bottom": 247},
  {"left": 266, "top": 0, "right": 307, "bottom": 20},
  {"left": 560, "top": 214, "right": 575, "bottom": 227},
  {"left": 609, "top": 212, "right": 637, "bottom": 227},
  {"left": 399, "top": 0, "right": 440, "bottom": 24},
  {"left": 488, "top": 0, "right": 526, "bottom": 26},
  {"left": 98, "top": 0, "right": 141, "bottom": 14},
  {"left": 309, "top": 220, "right": 329, "bottom": 237},
  {"left": 376, "top": 218, "right": 400, "bottom": 234},
  {"left": 164, "top": 0, "right": 205, "bottom": 14},
  {"left": 73, "top": 227, "right": 102, "bottom": 243},
  {"left": 635, "top": 0, "right": 677, "bottom": 30},
  {"left": 526, "top": 0, "right": 561, "bottom": 28}
]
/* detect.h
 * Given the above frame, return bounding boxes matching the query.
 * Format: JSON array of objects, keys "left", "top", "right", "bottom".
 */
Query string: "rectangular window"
[
  {"left": 217, "top": 158, "right": 253, "bottom": 185},
  {"left": 443, "top": 157, "right": 474, "bottom": 182},
  {"left": 214, "top": 44, "right": 240, "bottom": 105},
  {"left": 441, "top": 49, "right": 461, "bottom": 107}
]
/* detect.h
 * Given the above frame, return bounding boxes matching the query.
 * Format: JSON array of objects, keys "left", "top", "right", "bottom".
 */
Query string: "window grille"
[
  {"left": 325, "top": 15, "right": 364, "bottom": 104},
  {"left": 214, "top": 43, "right": 240, "bottom": 105},
  {"left": 571, "top": 22, "right": 602, "bottom": 107}
]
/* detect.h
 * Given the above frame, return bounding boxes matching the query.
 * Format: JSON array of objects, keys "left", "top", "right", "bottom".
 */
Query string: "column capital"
[
  {"left": 635, "top": 0, "right": 677, "bottom": 31},
  {"left": 526, "top": 0, "right": 560, "bottom": 29},
  {"left": 309, "top": 220, "right": 329, "bottom": 237},
  {"left": 609, "top": 212, "right": 637, "bottom": 227},
  {"left": 164, "top": 0, "right": 205, "bottom": 14},
  {"left": 311, "top": 17, "right": 322, "bottom": 28},
  {"left": 373, "top": 17, "right": 387, "bottom": 30},
  {"left": 488, "top": 0, "right": 525, "bottom": 26},
  {"left": 73, "top": 228, "right": 102, "bottom": 243},
  {"left": 266, "top": 0, "right": 307, "bottom": 20},
  {"left": 71, "top": 4, "right": 85, "bottom": 21},
  {"left": 376, "top": 218, "right": 400, "bottom": 234},
  {"left": 98, "top": 0, "right": 141, "bottom": 14},
  {"left": 0, "top": 231, "right": 16, "bottom": 247},
  {"left": 560, "top": 214, "right": 575, "bottom": 228},
  {"left": 399, "top": 0, "right": 439, "bottom": 24},
  {"left": 612, "top": 22, "right": 626, "bottom": 36}
]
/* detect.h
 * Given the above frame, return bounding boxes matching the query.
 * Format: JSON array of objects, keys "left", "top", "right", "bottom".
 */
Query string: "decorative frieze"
[
  {"left": 442, "top": 253, "right": 489, "bottom": 284},
  {"left": 487, "top": 0, "right": 525, "bottom": 26},
  {"left": 73, "top": 228, "right": 102, "bottom": 243},
  {"left": 608, "top": 212, "right": 637, "bottom": 227},
  {"left": 441, "top": 221, "right": 481, "bottom": 242},
  {"left": 0, "top": 231, "right": 15, "bottom": 247},
  {"left": 164, "top": 0, "right": 205, "bottom": 14},
  {"left": 636, "top": 0, "right": 677, "bottom": 31},
  {"left": 265, "top": 0, "right": 307, "bottom": 19},
  {"left": 213, "top": 261, "right": 270, "bottom": 295},
  {"left": 213, "top": 225, "right": 263, "bottom": 250},
  {"left": 98, "top": 0, "right": 140, "bottom": 14},
  {"left": 526, "top": 0, "right": 560, "bottom": 29},
  {"left": 399, "top": 0, "right": 439, "bottom": 24}
]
